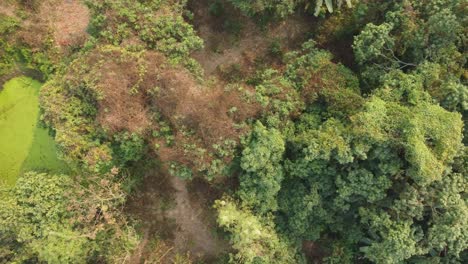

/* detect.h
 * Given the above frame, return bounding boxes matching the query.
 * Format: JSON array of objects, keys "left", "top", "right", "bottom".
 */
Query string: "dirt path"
[
  {"left": 90, "top": 1, "right": 315, "bottom": 262},
  {"left": 126, "top": 168, "right": 228, "bottom": 263},
  {"left": 125, "top": 170, "right": 176, "bottom": 263},
  {"left": 166, "top": 176, "right": 227, "bottom": 258}
]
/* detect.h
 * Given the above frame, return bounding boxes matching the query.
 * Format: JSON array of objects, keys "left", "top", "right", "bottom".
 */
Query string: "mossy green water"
[{"left": 0, "top": 77, "right": 69, "bottom": 186}]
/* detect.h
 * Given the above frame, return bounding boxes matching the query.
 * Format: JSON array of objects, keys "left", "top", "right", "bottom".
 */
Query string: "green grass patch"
[{"left": 0, "top": 77, "right": 69, "bottom": 186}]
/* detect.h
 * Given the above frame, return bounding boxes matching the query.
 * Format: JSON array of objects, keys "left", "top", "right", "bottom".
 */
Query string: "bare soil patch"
[
  {"left": 189, "top": 0, "right": 315, "bottom": 77},
  {"left": 126, "top": 166, "right": 229, "bottom": 263},
  {"left": 125, "top": 169, "right": 177, "bottom": 264},
  {"left": 167, "top": 176, "right": 229, "bottom": 260}
]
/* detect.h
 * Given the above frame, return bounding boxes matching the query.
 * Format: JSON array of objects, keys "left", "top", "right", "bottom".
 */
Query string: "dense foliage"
[
  {"left": 0, "top": 171, "right": 137, "bottom": 263},
  {"left": 215, "top": 198, "right": 300, "bottom": 263},
  {"left": 85, "top": 0, "right": 203, "bottom": 67},
  {"left": 220, "top": 0, "right": 467, "bottom": 263},
  {"left": 229, "top": 39, "right": 466, "bottom": 262},
  {"left": 1, "top": 0, "right": 466, "bottom": 263},
  {"left": 228, "top": 0, "right": 357, "bottom": 17}
]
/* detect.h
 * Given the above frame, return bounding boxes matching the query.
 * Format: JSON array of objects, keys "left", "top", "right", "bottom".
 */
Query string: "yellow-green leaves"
[
  {"left": 229, "top": 0, "right": 356, "bottom": 17},
  {"left": 352, "top": 94, "right": 463, "bottom": 185},
  {"left": 215, "top": 198, "right": 297, "bottom": 264},
  {"left": 0, "top": 172, "right": 137, "bottom": 263},
  {"left": 314, "top": 0, "right": 356, "bottom": 16}
]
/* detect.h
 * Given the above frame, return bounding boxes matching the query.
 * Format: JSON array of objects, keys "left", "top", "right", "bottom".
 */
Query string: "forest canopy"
[{"left": 0, "top": 0, "right": 466, "bottom": 263}]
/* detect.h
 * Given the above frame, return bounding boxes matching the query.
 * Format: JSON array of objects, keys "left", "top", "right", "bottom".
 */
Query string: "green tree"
[
  {"left": 0, "top": 172, "right": 138, "bottom": 263},
  {"left": 313, "top": 0, "right": 356, "bottom": 16},
  {"left": 238, "top": 122, "right": 285, "bottom": 214},
  {"left": 277, "top": 81, "right": 464, "bottom": 262},
  {"left": 0, "top": 172, "right": 88, "bottom": 263},
  {"left": 228, "top": 0, "right": 357, "bottom": 17},
  {"left": 352, "top": 0, "right": 466, "bottom": 90},
  {"left": 85, "top": 0, "right": 203, "bottom": 65},
  {"left": 214, "top": 198, "right": 301, "bottom": 263}
]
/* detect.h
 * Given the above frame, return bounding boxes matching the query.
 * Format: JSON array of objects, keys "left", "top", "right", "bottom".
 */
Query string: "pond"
[{"left": 0, "top": 77, "right": 69, "bottom": 186}]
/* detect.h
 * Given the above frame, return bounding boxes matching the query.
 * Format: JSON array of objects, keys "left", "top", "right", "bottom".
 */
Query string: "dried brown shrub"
[
  {"left": 78, "top": 46, "right": 260, "bottom": 142},
  {"left": 64, "top": 46, "right": 260, "bottom": 176},
  {"left": 13, "top": 0, "right": 89, "bottom": 51},
  {"left": 51, "top": 0, "right": 89, "bottom": 47},
  {"left": 155, "top": 85, "right": 260, "bottom": 176},
  {"left": 146, "top": 62, "right": 261, "bottom": 176},
  {"left": 153, "top": 68, "right": 260, "bottom": 147},
  {"left": 73, "top": 48, "right": 154, "bottom": 135},
  {"left": 15, "top": 16, "right": 48, "bottom": 50}
]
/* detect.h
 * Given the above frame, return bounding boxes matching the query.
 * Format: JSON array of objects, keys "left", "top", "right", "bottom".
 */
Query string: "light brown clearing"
[
  {"left": 50, "top": 0, "right": 90, "bottom": 47},
  {"left": 189, "top": 0, "right": 314, "bottom": 77}
]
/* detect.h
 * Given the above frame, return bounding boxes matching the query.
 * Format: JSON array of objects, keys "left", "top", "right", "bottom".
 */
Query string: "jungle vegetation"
[{"left": 0, "top": 0, "right": 466, "bottom": 263}]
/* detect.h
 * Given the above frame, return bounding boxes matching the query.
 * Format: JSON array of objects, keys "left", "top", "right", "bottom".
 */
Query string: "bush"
[{"left": 0, "top": 171, "right": 138, "bottom": 263}]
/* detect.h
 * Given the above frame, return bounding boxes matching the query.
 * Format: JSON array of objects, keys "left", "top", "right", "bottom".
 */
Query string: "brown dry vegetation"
[
  {"left": 11, "top": 0, "right": 89, "bottom": 51},
  {"left": 80, "top": 48, "right": 156, "bottom": 134},
  {"left": 154, "top": 69, "right": 258, "bottom": 145},
  {"left": 14, "top": 9, "right": 48, "bottom": 50},
  {"left": 60, "top": 44, "right": 263, "bottom": 260},
  {"left": 51, "top": 0, "right": 90, "bottom": 47},
  {"left": 64, "top": 46, "right": 260, "bottom": 177},
  {"left": 0, "top": 1, "right": 17, "bottom": 17},
  {"left": 151, "top": 76, "right": 260, "bottom": 178}
]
